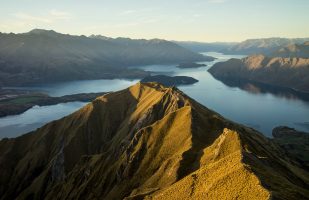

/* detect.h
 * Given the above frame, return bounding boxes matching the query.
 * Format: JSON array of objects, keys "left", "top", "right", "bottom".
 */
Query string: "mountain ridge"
[
  {"left": 175, "top": 38, "right": 309, "bottom": 55},
  {"left": 223, "top": 37, "right": 309, "bottom": 55},
  {"left": 0, "top": 82, "right": 308, "bottom": 199},
  {"left": 0, "top": 29, "right": 213, "bottom": 87}
]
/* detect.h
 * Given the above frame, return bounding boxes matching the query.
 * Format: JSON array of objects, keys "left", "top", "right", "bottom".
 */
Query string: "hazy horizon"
[
  {"left": 1, "top": 0, "right": 309, "bottom": 42},
  {"left": 2, "top": 28, "right": 309, "bottom": 43}
]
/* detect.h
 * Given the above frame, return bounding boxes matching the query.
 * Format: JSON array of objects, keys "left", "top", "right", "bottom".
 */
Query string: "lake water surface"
[
  {"left": 1, "top": 52, "right": 308, "bottom": 138},
  {"left": 0, "top": 102, "right": 87, "bottom": 138}
]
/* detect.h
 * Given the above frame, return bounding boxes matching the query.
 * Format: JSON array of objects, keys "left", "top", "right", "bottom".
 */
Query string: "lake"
[
  {"left": 0, "top": 102, "right": 87, "bottom": 138},
  {"left": 1, "top": 52, "right": 308, "bottom": 138}
]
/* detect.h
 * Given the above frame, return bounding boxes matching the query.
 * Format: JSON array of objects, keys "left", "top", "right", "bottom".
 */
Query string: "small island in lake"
[
  {"left": 176, "top": 62, "right": 207, "bottom": 69},
  {"left": 141, "top": 75, "right": 198, "bottom": 86}
]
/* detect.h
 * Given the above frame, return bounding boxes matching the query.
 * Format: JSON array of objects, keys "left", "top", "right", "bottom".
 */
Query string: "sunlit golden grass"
[{"left": 0, "top": 82, "right": 308, "bottom": 200}]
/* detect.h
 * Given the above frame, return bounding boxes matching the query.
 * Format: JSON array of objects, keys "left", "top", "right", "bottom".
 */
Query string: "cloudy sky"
[{"left": 0, "top": 0, "right": 308, "bottom": 42}]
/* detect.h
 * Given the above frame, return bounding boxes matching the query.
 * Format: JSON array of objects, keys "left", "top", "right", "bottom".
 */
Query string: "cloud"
[
  {"left": 193, "top": 14, "right": 203, "bottom": 18},
  {"left": 49, "top": 10, "right": 73, "bottom": 20},
  {"left": 13, "top": 13, "right": 52, "bottom": 23},
  {"left": 118, "top": 8, "right": 156, "bottom": 16},
  {"left": 207, "top": 0, "right": 228, "bottom": 3},
  {"left": 142, "top": 19, "right": 159, "bottom": 24},
  {"left": 113, "top": 22, "right": 140, "bottom": 28},
  {"left": 112, "top": 18, "right": 159, "bottom": 28},
  {"left": 11, "top": 10, "right": 73, "bottom": 25},
  {"left": 119, "top": 10, "right": 137, "bottom": 16}
]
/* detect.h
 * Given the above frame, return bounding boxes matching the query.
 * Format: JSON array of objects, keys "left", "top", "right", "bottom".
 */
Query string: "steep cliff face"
[
  {"left": 0, "top": 83, "right": 308, "bottom": 200},
  {"left": 209, "top": 55, "right": 309, "bottom": 92}
]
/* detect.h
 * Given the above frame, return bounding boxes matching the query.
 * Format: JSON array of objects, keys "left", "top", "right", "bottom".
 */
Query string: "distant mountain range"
[
  {"left": 209, "top": 54, "right": 309, "bottom": 92},
  {"left": 174, "top": 41, "right": 236, "bottom": 53},
  {"left": 224, "top": 38, "right": 309, "bottom": 55},
  {"left": 0, "top": 82, "right": 308, "bottom": 199},
  {"left": 176, "top": 38, "right": 309, "bottom": 56},
  {"left": 0, "top": 29, "right": 213, "bottom": 86}
]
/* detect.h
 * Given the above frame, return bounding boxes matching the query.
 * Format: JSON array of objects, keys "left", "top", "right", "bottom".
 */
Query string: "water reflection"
[
  {"left": 211, "top": 77, "right": 309, "bottom": 102},
  {"left": 1, "top": 52, "right": 308, "bottom": 138}
]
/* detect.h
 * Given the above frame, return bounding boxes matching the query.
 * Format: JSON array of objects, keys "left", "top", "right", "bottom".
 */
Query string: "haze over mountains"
[
  {"left": 0, "top": 29, "right": 212, "bottom": 86},
  {"left": 1, "top": 29, "right": 308, "bottom": 89},
  {"left": 174, "top": 41, "right": 236, "bottom": 53},
  {"left": 177, "top": 38, "right": 309, "bottom": 56},
  {"left": 0, "top": 83, "right": 308, "bottom": 200},
  {"left": 222, "top": 38, "right": 309, "bottom": 55}
]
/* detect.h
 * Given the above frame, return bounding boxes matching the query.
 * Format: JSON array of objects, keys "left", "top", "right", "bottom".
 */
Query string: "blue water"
[
  {"left": 0, "top": 102, "right": 87, "bottom": 138},
  {"left": 4, "top": 79, "right": 138, "bottom": 97},
  {"left": 139, "top": 52, "right": 309, "bottom": 136},
  {"left": 1, "top": 52, "right": 308, "bottom": 138}
]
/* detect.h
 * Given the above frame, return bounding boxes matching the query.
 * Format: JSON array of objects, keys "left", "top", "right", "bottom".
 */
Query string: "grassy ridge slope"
[{"left": 0, "top": 83, "right": 308, "bottom": 199}]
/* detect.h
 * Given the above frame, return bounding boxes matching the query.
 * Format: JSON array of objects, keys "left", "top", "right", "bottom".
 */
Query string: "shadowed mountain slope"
[
  {"left": 0, "top": 29, "right": 212, "bottom": 86},
  {"left": 0, "top": 82, "right": 308, "bottom": 199},
  {"left": 209, "top": 55, "right": 309, "bottom": 92},
  {"left": 174, "top": 41, "right": 236, "bottom": 53}
]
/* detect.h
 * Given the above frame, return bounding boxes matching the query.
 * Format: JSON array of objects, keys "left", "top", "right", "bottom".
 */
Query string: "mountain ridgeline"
[
  {"left": 0, "top": 29, "right": 213, "bottom": 86},
  {"left": 176, "top": 38, "right": 309, "bottom": 56},
  {"left": 174, "top": 41, "right": 236, "bottom": 53},
  {"left": 222, "top": 38, "right": 309, "bottom": 55},
  {"left": 0, "top": 83, "right": 308, "bottom": 200}
]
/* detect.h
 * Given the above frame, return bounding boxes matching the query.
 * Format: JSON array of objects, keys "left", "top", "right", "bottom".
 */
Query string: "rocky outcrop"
[{"left": 0, "top": 83, "right": 308, "bottom": 199}]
